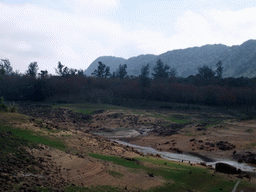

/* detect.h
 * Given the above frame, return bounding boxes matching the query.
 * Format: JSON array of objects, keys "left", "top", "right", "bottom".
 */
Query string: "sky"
[{"left": 1, "top": 0, "right": 256, "bottom": 74}]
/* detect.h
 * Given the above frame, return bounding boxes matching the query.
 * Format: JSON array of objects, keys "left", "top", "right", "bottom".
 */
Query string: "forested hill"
[{"left": 84, "top": 39, "right": 256, "bottom": 78}]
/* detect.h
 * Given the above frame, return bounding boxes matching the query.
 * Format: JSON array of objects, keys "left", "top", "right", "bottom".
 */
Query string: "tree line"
[{"left": 1, "top": 58, "right": 256, "bottom": 107}]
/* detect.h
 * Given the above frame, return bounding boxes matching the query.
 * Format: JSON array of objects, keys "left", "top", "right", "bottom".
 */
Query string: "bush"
[
  {"left": 0, "top": 97, "right": 8, "bottom": 112},
  {"left": 9, "top": 102, "right": 18, "bottom": 113}
]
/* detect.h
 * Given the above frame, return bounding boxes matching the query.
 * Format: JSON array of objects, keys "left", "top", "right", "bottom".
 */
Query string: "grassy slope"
[{"left": 88, "top": 153, "right": 255, "bottom": 192}]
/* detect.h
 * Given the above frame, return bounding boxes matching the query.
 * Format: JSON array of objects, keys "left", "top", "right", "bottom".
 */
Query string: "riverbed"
[
  {"left": 113, "top": 139, "right": 256, "bottom": 173},
  {"left": 93, "top": 128, "right": 256, "bottom": 174}
]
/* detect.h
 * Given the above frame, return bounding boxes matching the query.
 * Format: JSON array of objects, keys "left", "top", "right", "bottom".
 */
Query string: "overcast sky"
[{"left": 1, "top": 0, "right": 256, "bottom": 74}]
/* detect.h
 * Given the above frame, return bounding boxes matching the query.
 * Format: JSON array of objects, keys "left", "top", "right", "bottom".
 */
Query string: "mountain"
[{"left": 85, "top": 39, "right": 256, "bottom": 78}]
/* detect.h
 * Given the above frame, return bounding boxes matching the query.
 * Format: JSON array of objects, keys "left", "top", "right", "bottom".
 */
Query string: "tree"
[
  {"left": 116, "top": 64, "right": 127, "bottom": 79},
  {"left": 140, "top": 64, "right": 151, "bottom": 88},
  {"left": 91, "top": 62, "right": 111, "bottom": 78},
  {"left": 216, "top": 61, "right": 223, "bottom": 79},
  {"left": 152, "top": 59, "right": 170, "bottom": 79},
  {"left": 197, "top": 65, "right": 215, "bottom": 80},
  {"left": 0, "top": 68, "right": 5, "bottom": 80},
  {"left": 169, "top": 68, "right": 177, "bottom": 77},
  {"left": 77, "top": 70, "right": 85, "bottom": 76},
  {"left": 26, "top": 62, "right": 39, "bottom": 78},
  {"left": 55, "top": 62, "right": 65, "bottom": 76},
  {"left": 69, "top": 68, "right": 77, "bottom": 76},
  {"left": 0, "top": 59, "right": 13, "bottom": 75},
  {"left": 104, "top": 66, "right": 111, "bottom": 78},
  {"left": 38, "top": 70, "right": 49, "bottom": 79}
]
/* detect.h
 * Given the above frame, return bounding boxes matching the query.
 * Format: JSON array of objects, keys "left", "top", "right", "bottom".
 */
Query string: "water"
[{"left": 114, "top": 140, "right": 256, "bottom": 173}]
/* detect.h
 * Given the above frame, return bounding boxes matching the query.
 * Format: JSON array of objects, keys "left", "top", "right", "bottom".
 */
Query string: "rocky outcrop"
[
  {"left": 232, "top": 151, "right": 256, "bottom": 164},
  {"left": 215, "top": 162, "right": 241, "bottom": 174},
  {"left": 216, "top": 141, "right": 236, "bottom": 151}
]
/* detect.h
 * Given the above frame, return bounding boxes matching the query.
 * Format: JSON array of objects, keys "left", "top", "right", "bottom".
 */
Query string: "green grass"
[
  {"left": 35, "top": 187, "right": 52, "bottom": 192},
  {"left": 245, "top": 128, "right": 253, "bottom": 133},
  {"left": 53, "top": 103, "right": 125, "bottom": 115},
  {"left": 65, "top": 185, "right": 122, "bottom": 192},
  {"left": 0, "top": 125, "right": 66, "bottom": 151},
  {"left": 167, "top": 115, "right": 191, "bottom": 124},
  {"left": 0, "top": 126, "right": 36, "bottom": 162},
  {"left": 88, "top": 153, "right": 256, "bottom": 192},
  {"left": 106, "top": 170, "right": 124, "bottom": 178},
  {"left": 88, "top": 153, "right": 144, "bottom": 169}
]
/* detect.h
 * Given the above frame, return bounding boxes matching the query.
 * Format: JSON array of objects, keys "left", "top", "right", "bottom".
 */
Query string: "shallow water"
[{"left": 114, "top": 140, "right": 256, "bottom": 173}]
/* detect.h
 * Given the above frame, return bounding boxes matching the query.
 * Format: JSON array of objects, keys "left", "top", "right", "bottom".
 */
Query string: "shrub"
[{"left": 0, "top": 97, "right": 8, "bottom": 112}]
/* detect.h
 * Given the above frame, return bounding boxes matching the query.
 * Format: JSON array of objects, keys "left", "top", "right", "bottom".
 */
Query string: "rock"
[
  {"left": 155, "top": 154, "right": 161, "bottom": 158},
  {"left": 200, "top": 162, "right": 207, "bottom": 167},
  {"left": 215, "top": 163, "right": 238, "bottom": 174},
  {"left": 216, "top": 141, "right": 235, "bottom": 151},
  {"left": 232, "top": 151, "right": 256, "bottom": 164},
  {"left": 238, "top": 159, "right": 243, "bottom": 163},
  {"left": 148, "top": 173, "right": 154, "bottom": 177},
  {"left": 169, "top": 148, "right": 183, "bottom": 153},
  {"left": 205, "top": 142, "right": 215, "bottom": 147}
]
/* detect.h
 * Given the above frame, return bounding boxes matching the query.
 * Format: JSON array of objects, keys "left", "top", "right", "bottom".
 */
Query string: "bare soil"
[
  {"left": 2, "top": 103, "right": 255, "bottom": 191},
  {"left": 17, "top": 103, "right": 256, "bottom": 165}
]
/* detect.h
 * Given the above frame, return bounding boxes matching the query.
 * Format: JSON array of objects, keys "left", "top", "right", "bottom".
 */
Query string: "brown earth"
[
  {"left": 30, "top": 145, "right": 165, "bottom": 191},
  {"left": 2, "top": 103, "right": 256, "bottom": 191},
  {"left": 17, "top": 104, "right": 256, "bottom": 164},
  {"left": 1, "top": 106, "right": 168, "bottom": 191},
  {"left": 121, "top": 120, "right": 256, "bottom": 163}
]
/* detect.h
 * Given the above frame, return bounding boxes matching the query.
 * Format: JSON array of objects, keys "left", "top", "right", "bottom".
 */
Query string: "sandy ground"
[
  {"left": 7, "top": 104, "right": 255, "bottom": 190},
  {"left": 118, "top": 120, "right": 256, "bottom": 162},
  {"left": 30, "top": 145, "right": 165, "bottom": 191}
]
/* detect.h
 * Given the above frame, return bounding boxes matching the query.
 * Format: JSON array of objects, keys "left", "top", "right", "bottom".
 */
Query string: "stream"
[
  {"left": 93, "top": 129, "right": 256, "bottom": 173},
  {"left": 113, "top": 140, "right": 256, "bottom": 173}
]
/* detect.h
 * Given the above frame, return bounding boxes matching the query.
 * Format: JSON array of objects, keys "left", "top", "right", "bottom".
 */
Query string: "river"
[{"left": 113, "top": 140, "right": 256, "bottom": 173}]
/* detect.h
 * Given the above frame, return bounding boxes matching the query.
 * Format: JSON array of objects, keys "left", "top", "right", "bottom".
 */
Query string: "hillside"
[{"left": 85, "top": 39, "right": 256, "bottom": 78}]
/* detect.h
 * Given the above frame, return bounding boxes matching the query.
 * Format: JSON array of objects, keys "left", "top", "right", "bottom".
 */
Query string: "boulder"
[
  {"left": 216, "top": 141, "right": 235, "bottom": 150},
  {"left": 215, "top": 163, "right": 238, "bottom": 174}
]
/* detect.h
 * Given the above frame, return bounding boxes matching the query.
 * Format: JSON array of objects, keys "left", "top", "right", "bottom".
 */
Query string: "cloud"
[
  {"left": 0, "top": 1, "right": 256, "bottom": 75},
  {"left": 64, "top": 0, "right": 120, "bottom": 15},
  {"left": 0, "top": 2, "right": 123, "bottom": 73},
  {"left": 203, "top": 8, "right": 256, "bottom": 41}
]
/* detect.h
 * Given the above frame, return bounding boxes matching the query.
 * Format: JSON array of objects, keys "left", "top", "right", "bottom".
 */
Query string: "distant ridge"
[{"left": 85, "top": 39, "right": 256, "bottom": 78}]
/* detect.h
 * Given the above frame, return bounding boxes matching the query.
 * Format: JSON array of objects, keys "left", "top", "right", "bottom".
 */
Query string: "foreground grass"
[
  {"left": 65, "top": 185, "right": 123, "bottom": 192},
  {"left": 89, "top": 153, "right": 256, "bottom": 192},
  {"left": 0, "top": 124, "right": 67, "bottom": 154}
]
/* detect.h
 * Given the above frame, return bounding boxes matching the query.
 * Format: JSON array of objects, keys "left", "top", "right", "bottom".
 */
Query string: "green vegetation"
[
  {"left": 0, "top": 125, "right": 36, "bottom": 162},
  {"left": 106, "top": 170, "right": 124, "bottom": 178},
  {"left": 53, "top": 103, "right": 124, "bottom": 115},
  {"left": 65, "top": 185, "right": 122, "bottom": 192},
  {"left": 89, "top": 153, "right": 144, "bottom": 169},
  {"left": 0, "top": 125, "right": 66, "bottom": 152},
  {"left": 166, "top": 115, "right": 191, "bottom": 124},
  {"left": 88, "top": 153, "right": 255, "bottom": 192},
  {"left": 0, "top": 97, "right": 8, "bottom": 112},
  {"left": 245, "top": 128, "right": 253, "bottom": 133}
]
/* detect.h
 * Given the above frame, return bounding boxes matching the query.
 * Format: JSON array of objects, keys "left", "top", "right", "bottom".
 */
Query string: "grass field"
[{"left": 88, "top": 153, "right": 255, "bottom": 192}]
